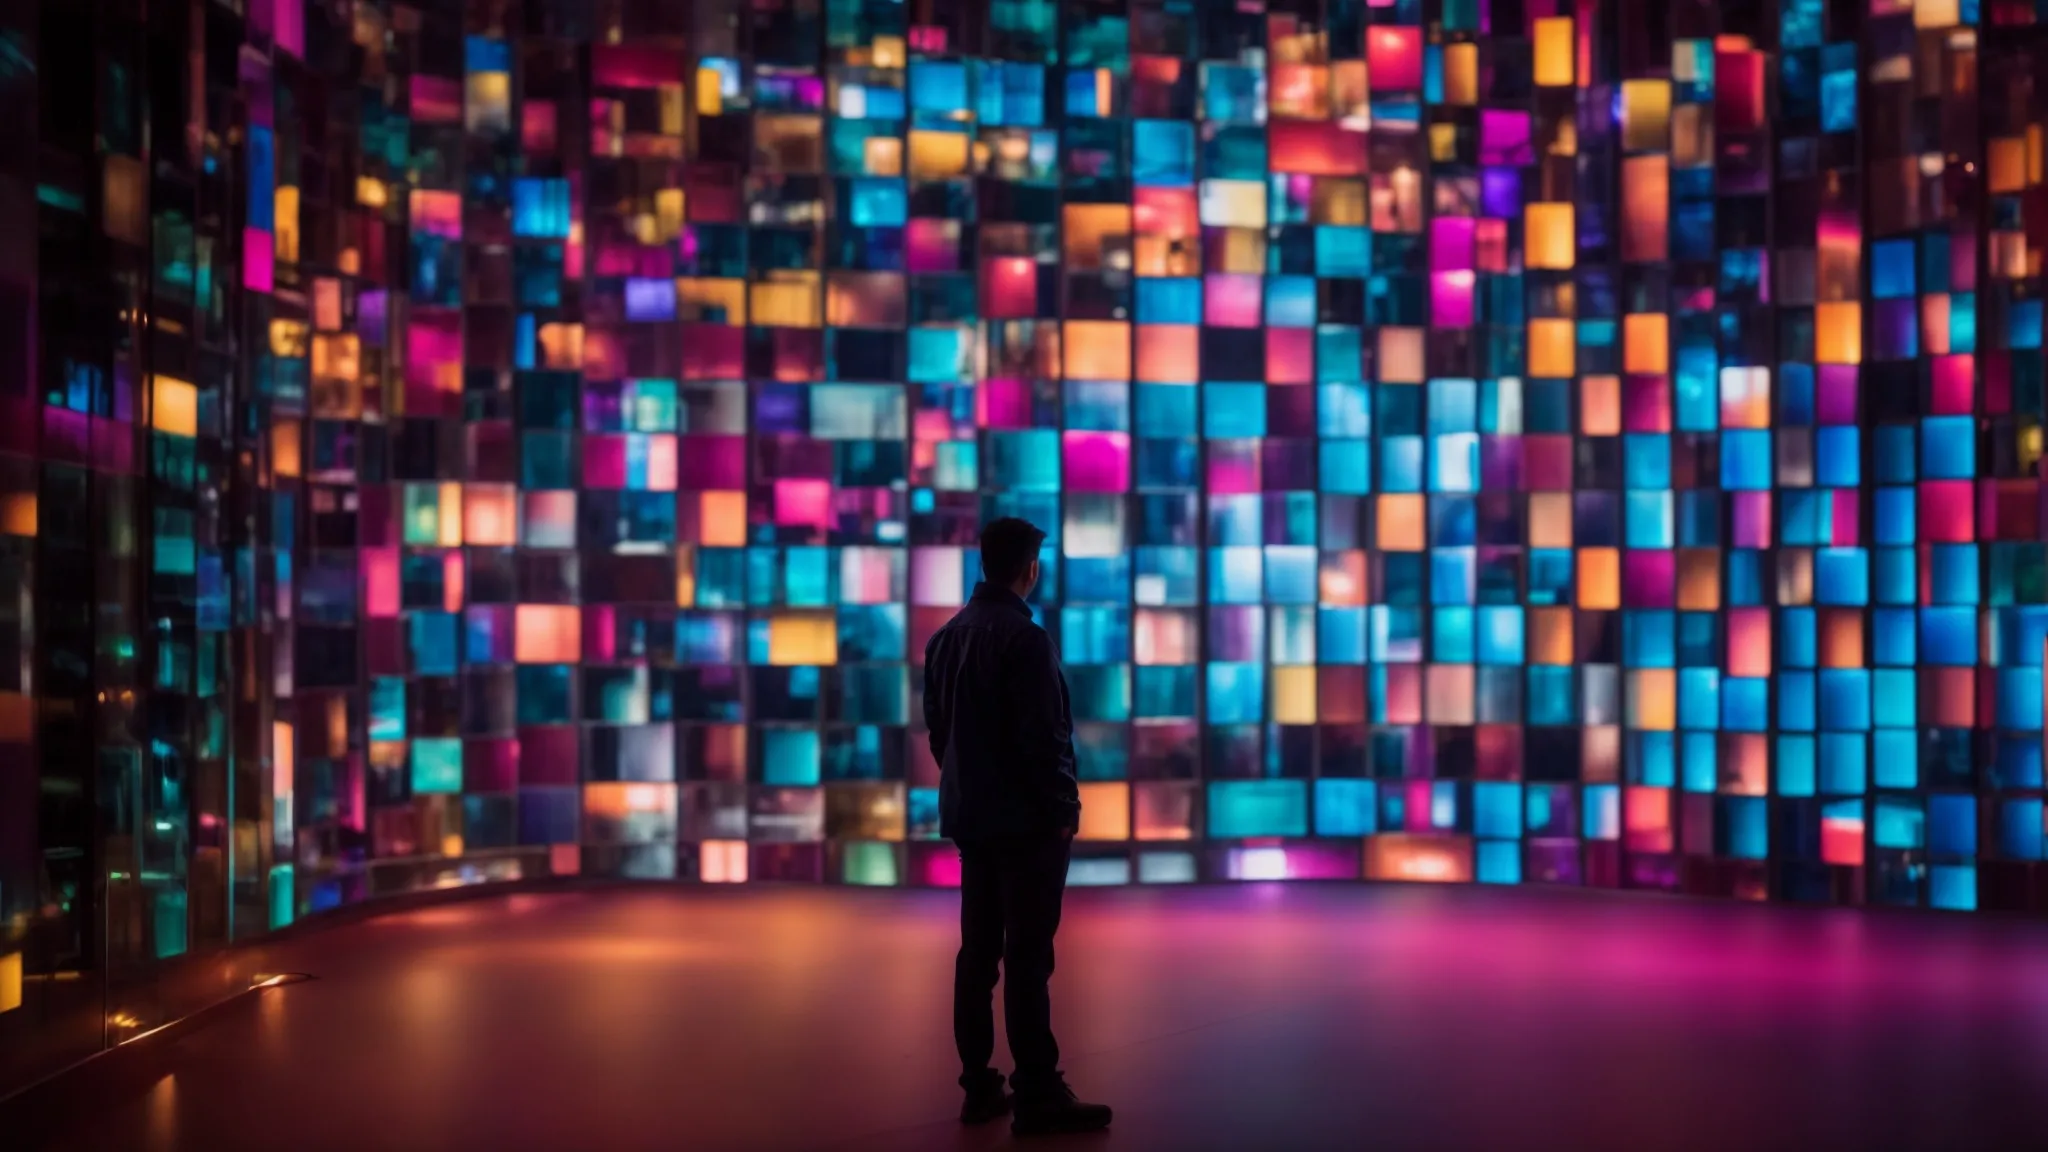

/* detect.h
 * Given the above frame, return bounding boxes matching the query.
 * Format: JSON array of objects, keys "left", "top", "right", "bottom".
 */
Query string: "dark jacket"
[{"left": 922, "top": 582, "right": 1082, "bottom": 841}]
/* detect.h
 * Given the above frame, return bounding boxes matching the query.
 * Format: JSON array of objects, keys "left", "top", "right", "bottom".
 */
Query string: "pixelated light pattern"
[
  {"left": 283, "top": 0, "right": 2048, "bottom": 904},
  {"left": 15, "top": 0, "right": 2048, "bottom": 958}
]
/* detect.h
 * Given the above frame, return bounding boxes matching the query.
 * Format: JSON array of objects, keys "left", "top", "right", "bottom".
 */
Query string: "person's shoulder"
[{"left": 1008, "top": 618, "right": 1053, "bottom": 650}]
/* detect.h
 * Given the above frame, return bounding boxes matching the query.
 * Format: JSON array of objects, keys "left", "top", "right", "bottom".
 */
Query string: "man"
[{"left": 922, "top": 517, "right": 1113, "bottom": 1137}]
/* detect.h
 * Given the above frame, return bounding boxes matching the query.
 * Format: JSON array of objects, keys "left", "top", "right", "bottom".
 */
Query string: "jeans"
[{"left": 953, "top": 837, "right": 1072, "bottom": 1097}]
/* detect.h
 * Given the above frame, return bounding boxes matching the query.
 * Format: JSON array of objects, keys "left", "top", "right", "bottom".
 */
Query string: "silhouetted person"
[{"left": 923, "top": 517, "right": 1113, "bottom": 1137}]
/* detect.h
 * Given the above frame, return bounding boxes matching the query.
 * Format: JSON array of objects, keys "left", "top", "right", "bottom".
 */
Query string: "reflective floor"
[{"left": 20, "top": 882, "right": 2048, "bottom": 1151}]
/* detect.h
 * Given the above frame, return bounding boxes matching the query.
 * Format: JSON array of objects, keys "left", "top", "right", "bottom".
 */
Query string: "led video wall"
[
  {"left": 287, "top": 0, "right": 2044, "bottom": 909},
  {"left": 12, "top": 1, "right": 2048, "bottom": 1007}
]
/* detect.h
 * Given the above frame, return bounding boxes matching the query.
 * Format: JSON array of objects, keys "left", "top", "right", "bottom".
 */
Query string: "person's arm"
[
  {"left": 1003, "top": 627, "right": 1082, "bottom": 831},
  {"left": 922, "top": 630, "right": 949, "bottom": 765}
]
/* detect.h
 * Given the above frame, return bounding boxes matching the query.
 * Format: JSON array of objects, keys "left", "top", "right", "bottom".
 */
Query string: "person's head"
[{"left": 979, "top": 517, "right": 1046, "bottom": 596}]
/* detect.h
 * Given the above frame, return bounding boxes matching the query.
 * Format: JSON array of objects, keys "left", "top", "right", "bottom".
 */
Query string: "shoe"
[
  {"left": 960, "top": 1081, "right": 1012, "bottom": 1125},
  {"left": 1011, "top": 1077, "right": 1112, "bottom": 1136}
]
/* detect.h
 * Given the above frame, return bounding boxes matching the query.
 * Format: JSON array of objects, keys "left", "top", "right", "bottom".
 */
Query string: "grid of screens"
[
  {"left": 10, "top": 4, "right": 2048, "bottom": 1037},
  {"left": 268, "top": 0, "right": 2047, "bottom": 906}
]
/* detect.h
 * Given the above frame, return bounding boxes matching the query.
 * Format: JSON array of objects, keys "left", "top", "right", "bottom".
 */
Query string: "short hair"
[{"left": 979, "top": 517, "right": 1047, "bottom": 587}]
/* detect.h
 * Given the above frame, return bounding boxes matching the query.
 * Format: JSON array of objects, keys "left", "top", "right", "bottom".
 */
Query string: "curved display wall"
[{"left": 6, "top": 0, "right": 2048, "bottom": 1097}]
